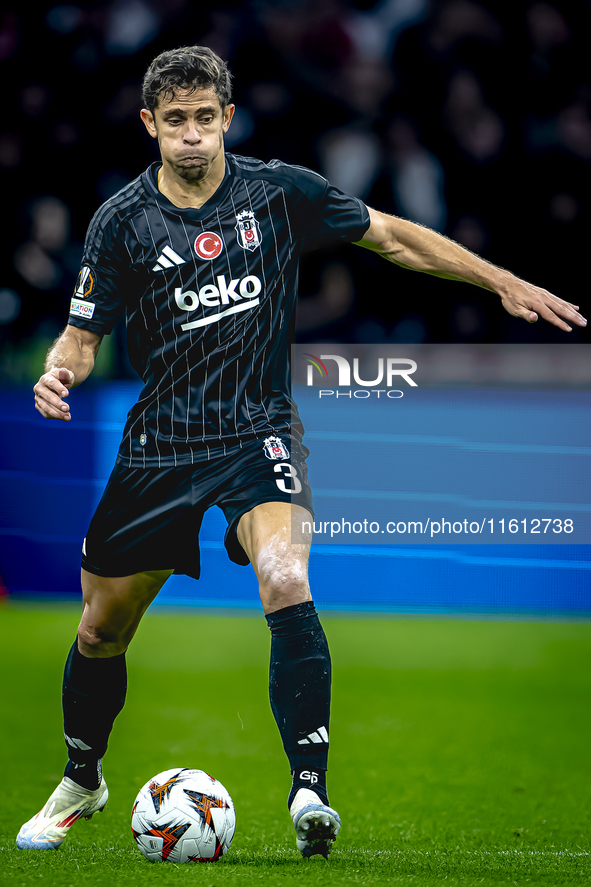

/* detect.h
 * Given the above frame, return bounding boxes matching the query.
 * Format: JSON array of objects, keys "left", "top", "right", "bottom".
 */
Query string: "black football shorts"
[{"left": 81, "top": 434, "right": 313, "bottom": 580}]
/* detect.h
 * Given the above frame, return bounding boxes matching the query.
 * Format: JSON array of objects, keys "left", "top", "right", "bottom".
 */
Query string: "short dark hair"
[{"left": 142, "top": 45, "right": 232, "bottom": 112}]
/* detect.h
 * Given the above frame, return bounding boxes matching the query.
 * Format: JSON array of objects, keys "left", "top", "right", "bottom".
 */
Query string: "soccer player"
[{"left": 18, "top": 46, "right": 585, "bottom": 858}]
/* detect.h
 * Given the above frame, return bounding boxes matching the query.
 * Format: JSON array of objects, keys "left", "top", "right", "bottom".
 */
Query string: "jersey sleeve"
[
  {"left": 280, "top": 163, "right": 370, "bottom": 253},
  {"left": 67, "top": 208, "right": 129, "bottom": 336}
]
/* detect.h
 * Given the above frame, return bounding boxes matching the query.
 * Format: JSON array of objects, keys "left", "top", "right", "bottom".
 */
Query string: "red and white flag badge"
[
  {"left": 235, "top": 210, "right": 262, "bottom": 252},
  {"left": 194, "top": 231, "right": 223, "bottom": 260},
  {"left": 263, "top": 436, "right": 290, "bottom": 460}
]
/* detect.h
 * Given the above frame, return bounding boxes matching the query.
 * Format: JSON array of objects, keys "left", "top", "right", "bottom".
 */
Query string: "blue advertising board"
[{"left": 1, "top": 347, "right": 590, "bottom": 615}]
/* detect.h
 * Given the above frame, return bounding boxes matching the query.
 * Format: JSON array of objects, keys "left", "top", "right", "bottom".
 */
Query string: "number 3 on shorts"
[{"left": 274, "top": 462, "right": 302, "bottom": 494}]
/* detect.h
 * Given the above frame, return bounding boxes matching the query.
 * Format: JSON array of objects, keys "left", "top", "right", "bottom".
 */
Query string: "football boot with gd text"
[
  {"left": 16, "top": 777, "right": 108, "bottom": 849},
  {"left": 290, "top": 788, "right": 341, "bottom": 858}
]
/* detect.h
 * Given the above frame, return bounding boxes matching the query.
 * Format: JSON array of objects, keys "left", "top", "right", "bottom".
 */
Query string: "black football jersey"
[{"left": 68, "top": 154, "right": 370, "bottom": 467}]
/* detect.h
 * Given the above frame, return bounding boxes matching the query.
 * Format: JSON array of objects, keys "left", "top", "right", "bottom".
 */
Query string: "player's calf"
[{"left": 62, "top": 640, "right": 127, "bottom": 790}]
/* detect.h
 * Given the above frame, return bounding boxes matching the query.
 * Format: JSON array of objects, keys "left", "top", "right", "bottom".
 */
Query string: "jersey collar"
[{"left": 143, "top": 160, "right": 233, "bottom": 217}]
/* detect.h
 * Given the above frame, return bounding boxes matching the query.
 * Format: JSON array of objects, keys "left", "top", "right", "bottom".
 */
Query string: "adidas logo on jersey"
[
  {"left": 297, "top": 726, "right": 329, "bottom": 745},
  {"left": 152, "top": 245, "right": 186, "bottom": 272}
]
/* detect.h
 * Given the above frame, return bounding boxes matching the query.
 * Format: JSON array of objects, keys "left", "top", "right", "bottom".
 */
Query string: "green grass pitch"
[{"left": 1, "top": 602, "right": 590, "bottom": 886}]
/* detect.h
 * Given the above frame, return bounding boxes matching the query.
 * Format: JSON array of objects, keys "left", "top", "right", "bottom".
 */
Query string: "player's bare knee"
[
  {"left": 257, "top": 557, "right": 310, "bottom": 611},
  {"left": 77, "top": 624, "right": 127, "bottom": 658}
]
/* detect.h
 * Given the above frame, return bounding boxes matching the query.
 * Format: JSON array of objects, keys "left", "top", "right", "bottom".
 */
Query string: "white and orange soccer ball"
[{"left": 131, "top": 768, "right": 236, "bottom": 863}]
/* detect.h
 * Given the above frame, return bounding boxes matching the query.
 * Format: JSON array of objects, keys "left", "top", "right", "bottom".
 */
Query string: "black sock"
[
  {"left": 265, "top": 601, "right": 331, "bottom": 808},
  {"left": 289, "top": 765, "right": 328, "bottom": 809},
  {"left": 62, "top": 640, "right": 127, "bottom": 790}
]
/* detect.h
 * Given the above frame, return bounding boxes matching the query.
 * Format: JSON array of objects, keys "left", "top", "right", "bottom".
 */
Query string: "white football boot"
[
  {"left": 16, "top": 777, "right": 108, "bottom": 849},
  {"left": 290, "top": 788, "right": 341, "bottom": 858}
]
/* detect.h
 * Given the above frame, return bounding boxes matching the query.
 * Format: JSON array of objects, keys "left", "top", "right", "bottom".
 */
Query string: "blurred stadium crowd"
[{"left": 1, "top": 0, "right": 589, "bottom": 381}]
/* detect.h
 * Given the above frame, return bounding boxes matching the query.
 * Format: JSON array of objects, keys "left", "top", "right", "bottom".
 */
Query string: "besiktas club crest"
[
  {"left": 263, "top": 436, "right": 290, "bottom": 460},
  {"left": 235, "top": 210, "right": 262, "bottom": 252}
]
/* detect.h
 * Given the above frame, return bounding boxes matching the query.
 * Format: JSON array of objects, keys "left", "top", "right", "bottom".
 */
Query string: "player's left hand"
[{"left": 499, "top": 278, "right": 586, "bottom": 332}]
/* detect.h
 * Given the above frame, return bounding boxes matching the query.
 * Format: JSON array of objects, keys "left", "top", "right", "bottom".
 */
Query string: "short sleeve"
[
  {"left": 67, "top": 209, "right": 128, "bottom": 336},
  {"left": 280, "top": 164, "right": 370, "bottom": 253}
]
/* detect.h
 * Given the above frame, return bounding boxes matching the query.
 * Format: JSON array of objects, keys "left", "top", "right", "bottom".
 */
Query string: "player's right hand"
[{"left": 33, "top": 368, "right": 75, "bottom": 421}]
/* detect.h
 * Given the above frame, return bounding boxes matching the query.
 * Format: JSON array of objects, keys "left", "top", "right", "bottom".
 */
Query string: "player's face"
[{"left": 140, "top": 87, "right": 234, "bottom": 185}]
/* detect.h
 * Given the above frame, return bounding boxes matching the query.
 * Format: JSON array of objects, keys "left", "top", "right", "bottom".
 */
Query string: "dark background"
[{"left": 1, "top": 0, "right": 589, "bottom": 382}]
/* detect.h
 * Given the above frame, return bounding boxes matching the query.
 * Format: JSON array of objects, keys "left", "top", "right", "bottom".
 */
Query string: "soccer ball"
[{"left": 131, "top": 767, "right": 236, "bottom": 863}]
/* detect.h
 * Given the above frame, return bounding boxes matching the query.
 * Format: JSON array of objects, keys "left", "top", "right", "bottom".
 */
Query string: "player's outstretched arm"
[
  {"left": 354, "top": 207, "right": 586, "bottom": 332},
  {"left": 34, "top": 325, "right": 103, "bottom": 422}
]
